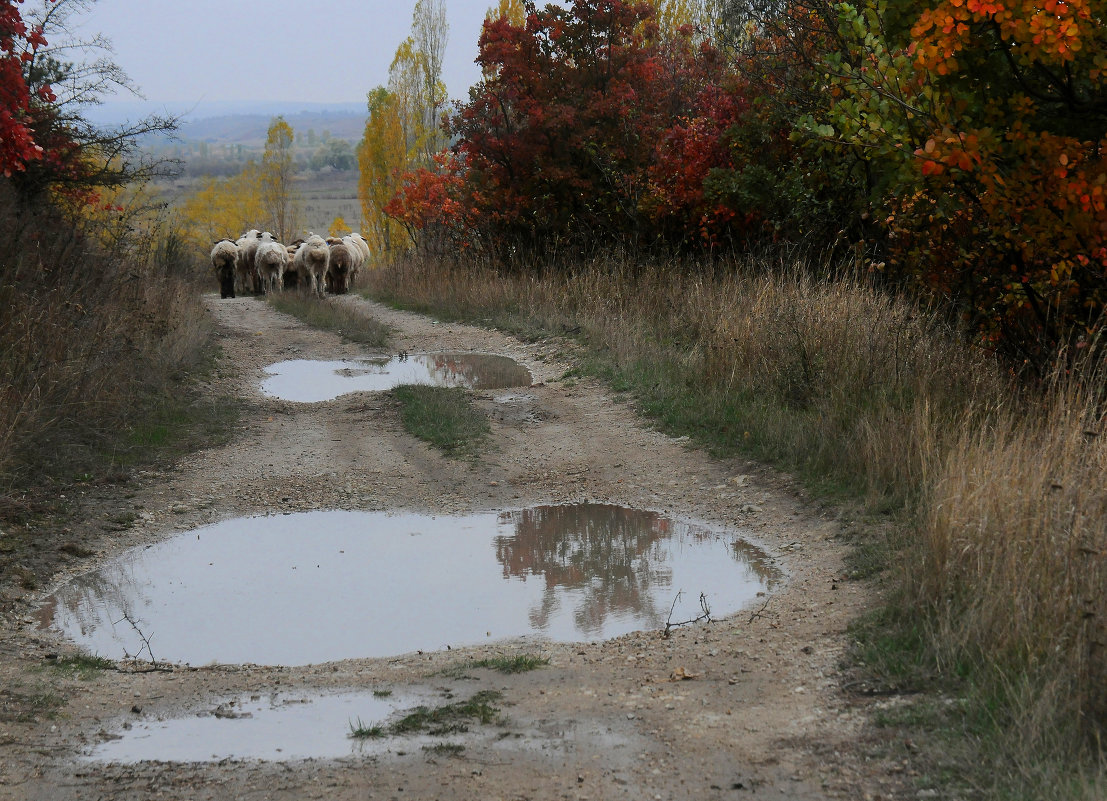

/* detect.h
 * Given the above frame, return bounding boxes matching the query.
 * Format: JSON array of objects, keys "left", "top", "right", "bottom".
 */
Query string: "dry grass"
[
  {"left": 365, "top": 252, "right": 1106, "bottom": 796},
  {"left": 910, "top": 368, "right": 1107, "bottom": 793},
  {"left": 367, "top": 253, "right": 1000, "bottom": 504},
  {"left": 0, "top": 186, "right": 222, "bottom": 488}
]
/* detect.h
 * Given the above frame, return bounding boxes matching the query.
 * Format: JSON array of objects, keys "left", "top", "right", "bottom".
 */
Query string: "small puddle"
[
  {"left": 261, "top": 353, "right": 532, "bottom": 402},
  {"left": 86, "top": 690, "right": 431, "bottom": 763},
  {"left": 39, "top": 504, "right": 782, "bottom": 666}
]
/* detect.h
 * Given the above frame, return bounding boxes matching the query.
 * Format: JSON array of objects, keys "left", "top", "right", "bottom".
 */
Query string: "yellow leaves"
[
  {"left": 486, "top": 0, "right": 525, "bottom": 26},
  {"left": 177, "top": 164, "right": 265, "bottom": 251}
]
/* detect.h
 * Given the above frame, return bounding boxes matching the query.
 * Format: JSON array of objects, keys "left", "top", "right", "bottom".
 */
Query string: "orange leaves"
[{"left": 912, "top": 0, "right": 1094, "bottom": 76}]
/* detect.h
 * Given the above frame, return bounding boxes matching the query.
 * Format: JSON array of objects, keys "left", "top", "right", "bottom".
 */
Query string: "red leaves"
[
  {"left": 392, "top": 0, "right": 759, "bottom": 252},
  {"left": 0, "top": 0, "right": 63, "bottom": 178}
]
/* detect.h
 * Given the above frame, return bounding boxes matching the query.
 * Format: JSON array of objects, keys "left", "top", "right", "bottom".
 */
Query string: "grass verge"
[
  {"left": 364, "top": 252, "right": 1106, "bottom": 800},
  {"left": 392, "top": 384, "right": 490, "bottom": 456},
  {"left": 268, "top": 291, "right": 391, "bottom": 347}
]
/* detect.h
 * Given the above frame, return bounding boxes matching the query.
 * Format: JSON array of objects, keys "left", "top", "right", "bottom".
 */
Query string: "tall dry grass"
[
  {"left": 915, "top": 366, "right": 1107, "bottom": 782},
  {"left": 0, "top": 186, "right": 214, "bottom": 486},
  {"left": 368, "top": 253, "right": 1002, "bottom": 505},
  {"left": 367, "top": 252, "right": 1106, "bottom": 792}
]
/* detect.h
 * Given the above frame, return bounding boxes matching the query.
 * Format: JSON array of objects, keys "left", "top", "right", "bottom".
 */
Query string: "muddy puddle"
[
  {"left": 261, "top": 353, "right": 532, "bottom": 402},
  {"left": 87, "top": 690, "right": 433, "bottom": 763},
  {"left": 39, "top": 504, "right": 782, "bottom": 666}
]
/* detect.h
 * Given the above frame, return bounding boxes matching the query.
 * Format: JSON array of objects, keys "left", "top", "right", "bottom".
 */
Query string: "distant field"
[
  {"left": 299, "top": 171, "right": 360, "bottom": 235},
  {"left": 158, "top": 168, "right": 363, "bottom": 239}
]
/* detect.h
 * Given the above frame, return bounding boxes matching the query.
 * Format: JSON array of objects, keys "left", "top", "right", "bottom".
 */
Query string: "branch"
[{"left": 662, "top": 591, "right": 713, "bottom": 637}]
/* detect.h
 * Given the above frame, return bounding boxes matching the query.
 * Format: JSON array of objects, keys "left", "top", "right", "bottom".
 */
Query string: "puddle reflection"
[
  {"left": 261, "top": 353, "right": 532, "bottom": 402},
  {"left": 41, "top": 505, "right": 782, "bottom": 666},
  {"left": 86, "top": 690, "right": 429, "bottom": 763}
]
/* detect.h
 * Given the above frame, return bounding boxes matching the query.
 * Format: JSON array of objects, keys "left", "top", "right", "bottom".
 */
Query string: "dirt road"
[{"left": 0, "top": 294, "right": 911, "bottom": 800}]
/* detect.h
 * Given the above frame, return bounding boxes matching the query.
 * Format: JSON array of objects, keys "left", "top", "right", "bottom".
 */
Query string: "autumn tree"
[
  {"left": 177, "top": 162, "right": 265, "bottom": 251},
  {"left": 12, "top": 0, "right": 175, "bottom": 202},
  {"left": 485, "top": 0, "right": 525, "bottom": 26},
  {"left": 762, "top": 0, "right": 1107, "bottom": 363},
  {"left": 389, "top": 0, "right": 761, "bottom": 254},
  {"left": 358, "top": 87, "right": 411, "bottom": 258},
  {"left": 259, "top": 116, "right": 299, "bottom": 242},
  {"left": 411, "top": 0, "right": 449, "bottom": 159}
]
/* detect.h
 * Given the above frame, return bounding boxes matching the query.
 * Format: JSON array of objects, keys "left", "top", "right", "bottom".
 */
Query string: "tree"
[
  {"left": 389, "top": 0, "right": 758, "bottom": 254},
  {"left": 177, "top": 162, "right": 265, "bottom": 251},
  {"left": 329, "top": 215, "right": 351, "bottom": 237},
  {"left": 0, "top": 0, "right": 50, "bottom": 177},
  {"left": 13, "top": 0, "right": 175, "bottom": 202},
  {"left": 259, "top": 116, "right": 299, "bottom": 242},
  {"left": 310, "top": 138, "right": 356, "bottom": 171},
  {"left": 358, "top": 87, "right": 411, "bottom": 257},
  {"left": 787, "top": 0, "right": 1107, "bottom": 363},
  {"left": 485, "top": 0, "right": 525, "bottom": 26},
  {"left": 411, "top": 0, "right": 449, "bottom": 159}
]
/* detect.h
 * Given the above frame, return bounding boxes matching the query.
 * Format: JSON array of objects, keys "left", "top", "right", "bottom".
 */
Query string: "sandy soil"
[{"left": 0, "top": 294, "right": 916, "bottom": 801}]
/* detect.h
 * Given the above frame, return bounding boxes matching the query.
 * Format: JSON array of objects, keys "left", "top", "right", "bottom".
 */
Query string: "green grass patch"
[
  {"left": 372, "top": 689, "right": 393, "bottom": 698},
  {"left": 348, "top": 718, "right": 386, "bottom": 739},
  {"left": 392, "top": 385, "right": 490, "bottom": 456},
  {"left": 468, "top": 655, "right": 549, "bottom": 674},
  {"left": 423, "top": 742, "right": 465, "bottom": 756},
  {"left": 389, "top": 690, "right": 503, "bottom": 736},
  {"left": 269, "top": 292, "right": 391, "bottom": 348},
  {"left": 50, "top": 653, "right": 114, "bottom": 678}
]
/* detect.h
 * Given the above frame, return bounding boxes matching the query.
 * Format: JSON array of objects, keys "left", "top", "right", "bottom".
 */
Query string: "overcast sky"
[{"left": 70, "top": 0, "right": 490, "bottom": 111}]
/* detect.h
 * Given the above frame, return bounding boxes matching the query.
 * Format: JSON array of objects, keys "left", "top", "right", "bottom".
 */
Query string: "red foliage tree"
[
  {"left": 0, "top": 0, "right": 51, "bottom": 177},
  {"left": 390, "top": 0, "right": 767, "bottom": 255}
]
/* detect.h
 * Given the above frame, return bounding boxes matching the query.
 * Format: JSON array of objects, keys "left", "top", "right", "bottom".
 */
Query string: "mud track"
[{"left": 0, "top": 295, "right": 912, "bottom": 800}]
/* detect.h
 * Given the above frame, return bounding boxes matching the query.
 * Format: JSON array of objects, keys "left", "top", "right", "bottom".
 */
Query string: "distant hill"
[
  {"left": 85, "top": 100, "right": 368, "bottom": 144},
  {"left": 181, "top": 110, "right": 367, "bottom": 145}
]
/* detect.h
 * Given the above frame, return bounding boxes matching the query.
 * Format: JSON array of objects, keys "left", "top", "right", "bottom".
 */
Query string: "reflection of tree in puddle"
[
  {"left": 495, "top": 505, "right": 786, "bottom": 638},
  {"left": 43, "top": 556, "right": 153, "bottom": 659},
  {"left": 418, "top": 354, "right": 531, "bottom": 389},
  {"left": 494, "top": 504, "right": 691, "bottom": 636},
  {"left": 731, "top": 539, "right": 785, "bottom": 590}
]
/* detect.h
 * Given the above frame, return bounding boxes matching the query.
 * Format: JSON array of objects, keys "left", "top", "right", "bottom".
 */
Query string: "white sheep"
[
  {"left": 294, "top": 233, "right": 331, "bottom": 297},
  {"left": 209, "top": 239, "right": 239, "bottom": 299},
  {"left": 254, "top": 232, "right": 288, "bottom": 295},
  {"left": 341, "top": 233, "right": 370, "bottom": 288},
  {"left": 234, "top": 229, "right": 262, "bottom": 295}
]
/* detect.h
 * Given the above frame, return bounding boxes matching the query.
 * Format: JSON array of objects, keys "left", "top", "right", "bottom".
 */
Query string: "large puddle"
[
  {"left": 86, "top": 690, "right": 431, "bottom": 763},
  {"left": 261, "top": 353, "right": 532, "bottom": 402},
  {"left": 39, "top": 504, "right": 782, "bottom": 666}
]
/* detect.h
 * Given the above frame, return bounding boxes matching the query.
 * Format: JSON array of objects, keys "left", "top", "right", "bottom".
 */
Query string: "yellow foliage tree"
[
  {"left": 357, "top": 87, "right": 409, "bottom": 259},
  {"left": 329, "top": 215, "right": 351, "bottom": 237},
  {"left": 485, "top": 0, "right": 525, "bottom": 25},
  {"left": 177, "top": 162, "right": 265, "bottom": 252},
  {"left": 644, "top": 0, "right": 720, "bottom": 40}
]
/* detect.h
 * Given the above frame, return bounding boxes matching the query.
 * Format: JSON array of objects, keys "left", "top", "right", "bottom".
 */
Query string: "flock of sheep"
[{"left": 209, "top": 230, "right": 371, "bottom": 299}]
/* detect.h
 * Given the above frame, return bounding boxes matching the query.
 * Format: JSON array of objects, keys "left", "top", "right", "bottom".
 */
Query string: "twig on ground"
[
  {"left": 114, "top": 611, "right": 159, "bottom": 669},
  {"left": 748, "top": 596, "right": 772, "bottom": 624},
  {"left": 663, "top": 592, "right": 713, "bottom": 637}
]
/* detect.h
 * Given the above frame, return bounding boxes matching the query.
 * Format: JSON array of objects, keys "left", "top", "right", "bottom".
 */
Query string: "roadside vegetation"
[
  {"left": 392, "top": 384, "right": 490, "bottom": 457},
  {"left": 0, "top": 2, "right": 234, "bottom": 548}
]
